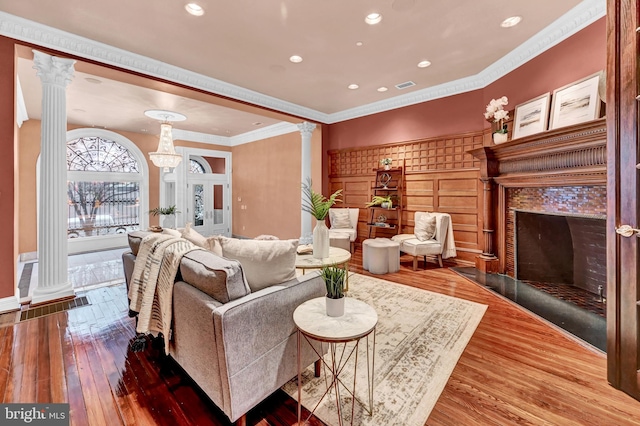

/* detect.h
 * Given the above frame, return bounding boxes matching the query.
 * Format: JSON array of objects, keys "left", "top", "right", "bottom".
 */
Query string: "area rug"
[{"left": 283, "top": 273, "right": 487, "bottom": 426}]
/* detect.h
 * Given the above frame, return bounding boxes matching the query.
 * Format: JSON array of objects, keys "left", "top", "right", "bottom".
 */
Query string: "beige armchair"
[
  {"left": 392, "top": 212, "right": 456, "bottom": 270},
  {"left": 328, "top": 208, "right": 360, "bottom": 252}
]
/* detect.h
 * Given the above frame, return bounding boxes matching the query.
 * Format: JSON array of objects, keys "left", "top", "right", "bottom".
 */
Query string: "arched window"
[
  {"left": 65, "top": 131, "right": 146, "bottom": 240},
  {"left": 67, "top": 137, "right": 139, "bottom": 172},
  {"left": 189, "top": 158, "right": 205, "bottom": 174}
]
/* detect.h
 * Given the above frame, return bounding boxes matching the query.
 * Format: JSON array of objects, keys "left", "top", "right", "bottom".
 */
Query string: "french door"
[
  {"left": 606, "top": 0, "right": 640, "bottom": 401},
  {"left": 188, "top": 177, "right": 230, "bottom": 237}
]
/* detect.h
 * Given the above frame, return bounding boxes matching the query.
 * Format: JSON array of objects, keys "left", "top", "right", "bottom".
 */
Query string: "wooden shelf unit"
[{"left": 367, "top": 166, "right": 404, "bottom": 238}]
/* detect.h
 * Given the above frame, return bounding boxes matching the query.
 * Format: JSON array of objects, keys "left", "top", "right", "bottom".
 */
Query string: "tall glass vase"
[{"left": 313, "top": 220, "right": 330, "bottom": 259}]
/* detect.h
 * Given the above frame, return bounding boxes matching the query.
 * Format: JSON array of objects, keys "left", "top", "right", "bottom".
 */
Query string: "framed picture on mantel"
[
  {"left": 512, "top": 92, "right": 551, "bottom": 139},
  {"left": 549, "top": 72, "right": 602, "bottom": 130}
]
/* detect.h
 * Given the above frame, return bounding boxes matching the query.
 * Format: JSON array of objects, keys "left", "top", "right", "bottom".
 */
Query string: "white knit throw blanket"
[
  {"left": 441, "top": 213, "right": 457, "bottom": 260},
  {"left": 128, "top": 233, "right": 200, "bottom": 353}
]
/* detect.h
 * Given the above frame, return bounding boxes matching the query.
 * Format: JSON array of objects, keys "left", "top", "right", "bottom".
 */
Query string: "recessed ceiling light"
[
  {"left": 348, "top": 84, "right": 359, "bottom": 90},
  {"left": 356, "top": 41, "right": 363, "bottom": 47},
  {"left": 501, "top": 16, "right": 522, "bottom": 28},
  {"left": 185, "top": 3, "right": 205, "bottom": 16},
  {"left": 417, "top": 60, "right": 431, "bottom": 68},
  {"left": 289, "top": 55, "right": 303, "bottom": 63},
  {"left": 85, "top": 77, "right": 102, "bottom": 84},
  {"left": 377, "top": 87, "right": 388, "bottom": 92},
  {"left": 365, "top": 13, "right": 382, "bottom": 25}
]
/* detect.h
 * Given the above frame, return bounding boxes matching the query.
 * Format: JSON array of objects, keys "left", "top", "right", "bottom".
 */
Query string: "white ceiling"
[{"left": 1, "top": 0, "right": 604, "bottom": 138}]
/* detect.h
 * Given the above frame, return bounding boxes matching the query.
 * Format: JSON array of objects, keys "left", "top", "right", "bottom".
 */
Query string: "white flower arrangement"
[
  {"left": 380, "top": 158, "right": 392, "bottom": 166},
  {"left": 484, "top": 96, "right": 509, "bottom": 134}
]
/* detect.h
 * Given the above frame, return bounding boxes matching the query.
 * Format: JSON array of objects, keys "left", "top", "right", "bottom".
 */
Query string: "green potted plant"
[
  {"left": 366, "top": 195, "right": 394, "bottom": 209},
  {"left": 149, "top": 205, "right": 181, "bottom": 229},
  {"left": 380, "top": 158, "right": 392, "bottom": 170},
  {"left": 321, "top": 265, "right": 346, "bottom": 317},
  {"left": 301, "top": 178, "right": 342, "bottom": 259}
]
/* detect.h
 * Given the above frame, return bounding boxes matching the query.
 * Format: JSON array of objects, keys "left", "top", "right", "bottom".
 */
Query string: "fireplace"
[{"left": 515, "top": 210, "right": 606, "bottom": 295}]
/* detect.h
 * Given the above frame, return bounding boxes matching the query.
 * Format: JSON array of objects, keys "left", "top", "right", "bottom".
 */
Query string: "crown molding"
[
  {"left": 325, "top": 0, "right": 606, "bottom": 123},
  {"left": 0, "top": 0, "right": 605, "bottom": 125},
  {"left": 228, "top": 122, "right": 300, "bottom": 146},
  {"left": 171, "top": 129, "right": 231, "bottom": 146},
  {"left": 173, "top": 121, "right": 300, "bottom": 147},
  {"left": 0, "top": 11, "right": 329, "bottom": 123}
]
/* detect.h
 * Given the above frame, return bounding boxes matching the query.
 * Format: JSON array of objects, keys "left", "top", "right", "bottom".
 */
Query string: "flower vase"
[
  {"left": 492, "top": 132, "right": 508, "bottom": 144},
  {"left": 384, "top": 164, "right": 391, "bottom": 170},
  {"left": 313, "top": 220, "right": 330, "bottom": 259},
  {"left": 325, "top": 296, "right": 345, "bottom": 317}
]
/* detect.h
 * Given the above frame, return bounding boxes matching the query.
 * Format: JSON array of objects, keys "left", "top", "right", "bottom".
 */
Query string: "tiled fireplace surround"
[
  {"left": 505, "top": 186, "right": 607, "bottom": 293},
  {"left": 470, "top": 118, "right": 607, "bottom": 289}
]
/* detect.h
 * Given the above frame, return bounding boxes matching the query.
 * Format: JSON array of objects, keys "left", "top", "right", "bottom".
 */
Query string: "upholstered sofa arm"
[{"left": 212, "top": 272, "right": 325, "bottom": 421}]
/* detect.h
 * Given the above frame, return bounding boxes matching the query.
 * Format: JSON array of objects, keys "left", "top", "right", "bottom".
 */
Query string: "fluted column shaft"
[
  {"left": 32, "top": 50, "right": 76, "bottom": 304},
  {"left": 297, "top": 122, "right": 316, "bottom": 244}
]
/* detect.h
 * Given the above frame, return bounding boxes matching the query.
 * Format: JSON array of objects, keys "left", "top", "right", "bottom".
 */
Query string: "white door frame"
[{"left": 163, "top": 147, "right": 232, "bottom": 236}]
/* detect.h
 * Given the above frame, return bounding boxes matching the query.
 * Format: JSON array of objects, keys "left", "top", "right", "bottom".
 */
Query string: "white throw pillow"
[
  {"left": 206, "top": 235, "right": 223, "bottom": 256},
  {"left": 219, "top": 237, "right": 298, "bottom": 291},
  {"left": 331, "top": 209, "right": 352, "bottom": 229},
  {"left": 181, "top": 222, "right": 208, "bottom": 249},
  {"left": 162, "top": 228, "right": 182, "bottom": 237},
  {"left": 415, "top": 214, "right": 437, "bottom": 241}
]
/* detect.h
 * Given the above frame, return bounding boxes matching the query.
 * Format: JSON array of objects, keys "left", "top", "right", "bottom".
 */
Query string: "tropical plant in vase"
[
  {"left": 301, "top": 178, "right": 342, "bottom": 258},
  {"left": 366, "top": 195, "right": 394, "bottom": 209}
]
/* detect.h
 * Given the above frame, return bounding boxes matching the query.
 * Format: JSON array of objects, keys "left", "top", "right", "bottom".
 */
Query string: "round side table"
[{"left": 294, "top": 297, "right": 378, "bottom": 425}]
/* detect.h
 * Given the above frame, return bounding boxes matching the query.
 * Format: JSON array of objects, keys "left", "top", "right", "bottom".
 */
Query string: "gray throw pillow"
[
  {"left": 127, "top": 231, "right": 153, "bottom": 256},
  {"left": 179, "top": 250, "right": 250, "bottom": 303}
]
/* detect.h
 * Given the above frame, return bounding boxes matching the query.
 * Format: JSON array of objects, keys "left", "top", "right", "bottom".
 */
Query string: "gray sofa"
[{"left": 122, "top": 232, "right": 325, "bottom": 424}]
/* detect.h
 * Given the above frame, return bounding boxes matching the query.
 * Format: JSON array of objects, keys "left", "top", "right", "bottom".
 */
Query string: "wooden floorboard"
[{"left": 0, "top": 248, "right": 638, "bottom": 425}]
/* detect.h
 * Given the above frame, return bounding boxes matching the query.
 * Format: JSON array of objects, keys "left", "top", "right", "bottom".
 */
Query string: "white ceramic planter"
[
  {"left": 325, "top": 296, "right": 345, "bottom": 317},
  {"left": 493, "top": 132, "right": 508, "bottom": 144}
]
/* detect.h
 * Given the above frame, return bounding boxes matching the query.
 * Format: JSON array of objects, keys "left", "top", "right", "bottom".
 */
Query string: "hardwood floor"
[{"left": 2, "top": 249, "right": 640, "bottom": 425}]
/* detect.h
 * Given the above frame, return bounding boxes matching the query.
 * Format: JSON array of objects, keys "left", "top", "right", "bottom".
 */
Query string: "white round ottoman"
[{"left": 362, "top": 238, "right": 400, "bottom": 274}]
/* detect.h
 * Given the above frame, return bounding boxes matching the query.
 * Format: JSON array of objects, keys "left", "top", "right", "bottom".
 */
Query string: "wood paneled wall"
[{"left": 328, "top": 132, "right": 485, "bottom": 264}]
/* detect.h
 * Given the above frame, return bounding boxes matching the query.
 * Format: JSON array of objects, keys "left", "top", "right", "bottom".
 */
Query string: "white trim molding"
[
  {"left": 16, "top": 75, "right": 28, "bottom": 127},
  {"left": 0, "top": 0, "right": 605, "bottom": 124},
  {"left": 0, "top": 294, "right": 20, "bottom": 314},
  {"left": 172, "top": 122, "right": 300, "bottom": 147}
]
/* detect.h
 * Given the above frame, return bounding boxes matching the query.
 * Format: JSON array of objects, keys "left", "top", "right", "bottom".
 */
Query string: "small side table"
[
  {"left": 295, "top": 246, "right": 352, "bottom": 290},
  {"left": 294, "top": 297, "right": 377, "bottom": 426}
]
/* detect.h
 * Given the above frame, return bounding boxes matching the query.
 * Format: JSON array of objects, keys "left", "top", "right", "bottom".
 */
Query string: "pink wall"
[
  {"left": 327, "top": 17, "right": 606, "bottom": 150},
  {"left": 484, "top": 18, "right": 606, "bottom": 123},
  {"left": 0, "top": 37, "right": 15, "bottom": 299},
  {"left": 328, "top": 90, "right": 484, "bottom": 151}
]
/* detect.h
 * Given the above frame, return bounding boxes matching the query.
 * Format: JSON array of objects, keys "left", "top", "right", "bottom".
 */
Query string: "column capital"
[
  {"left": 297, "top": 121, "right": 316, "bottom": 137},
  {"left": 33, "top": 50, "right": 75, "bottom": 87}
]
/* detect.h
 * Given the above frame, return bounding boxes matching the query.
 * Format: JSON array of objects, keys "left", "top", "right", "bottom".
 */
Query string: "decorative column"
[
  {"left": 32, "top": 50, "right": 76, "bottom": 305},
  {"left": 469, "top": 147, "right": 499, "bottom": 274},
  {"left": 298, "top": 121, "right": 316, "bottom": 244}
]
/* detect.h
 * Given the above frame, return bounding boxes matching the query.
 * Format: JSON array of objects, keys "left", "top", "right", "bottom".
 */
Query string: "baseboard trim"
[
  {"left": 0, "top": 294, "right": 21, "bottom": 314},
  {"left": 19, "top": 251, "right": 38, "bottom": 262},
  {"left": 31, "top": 283, "right": 75, "bottom": 306}
]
